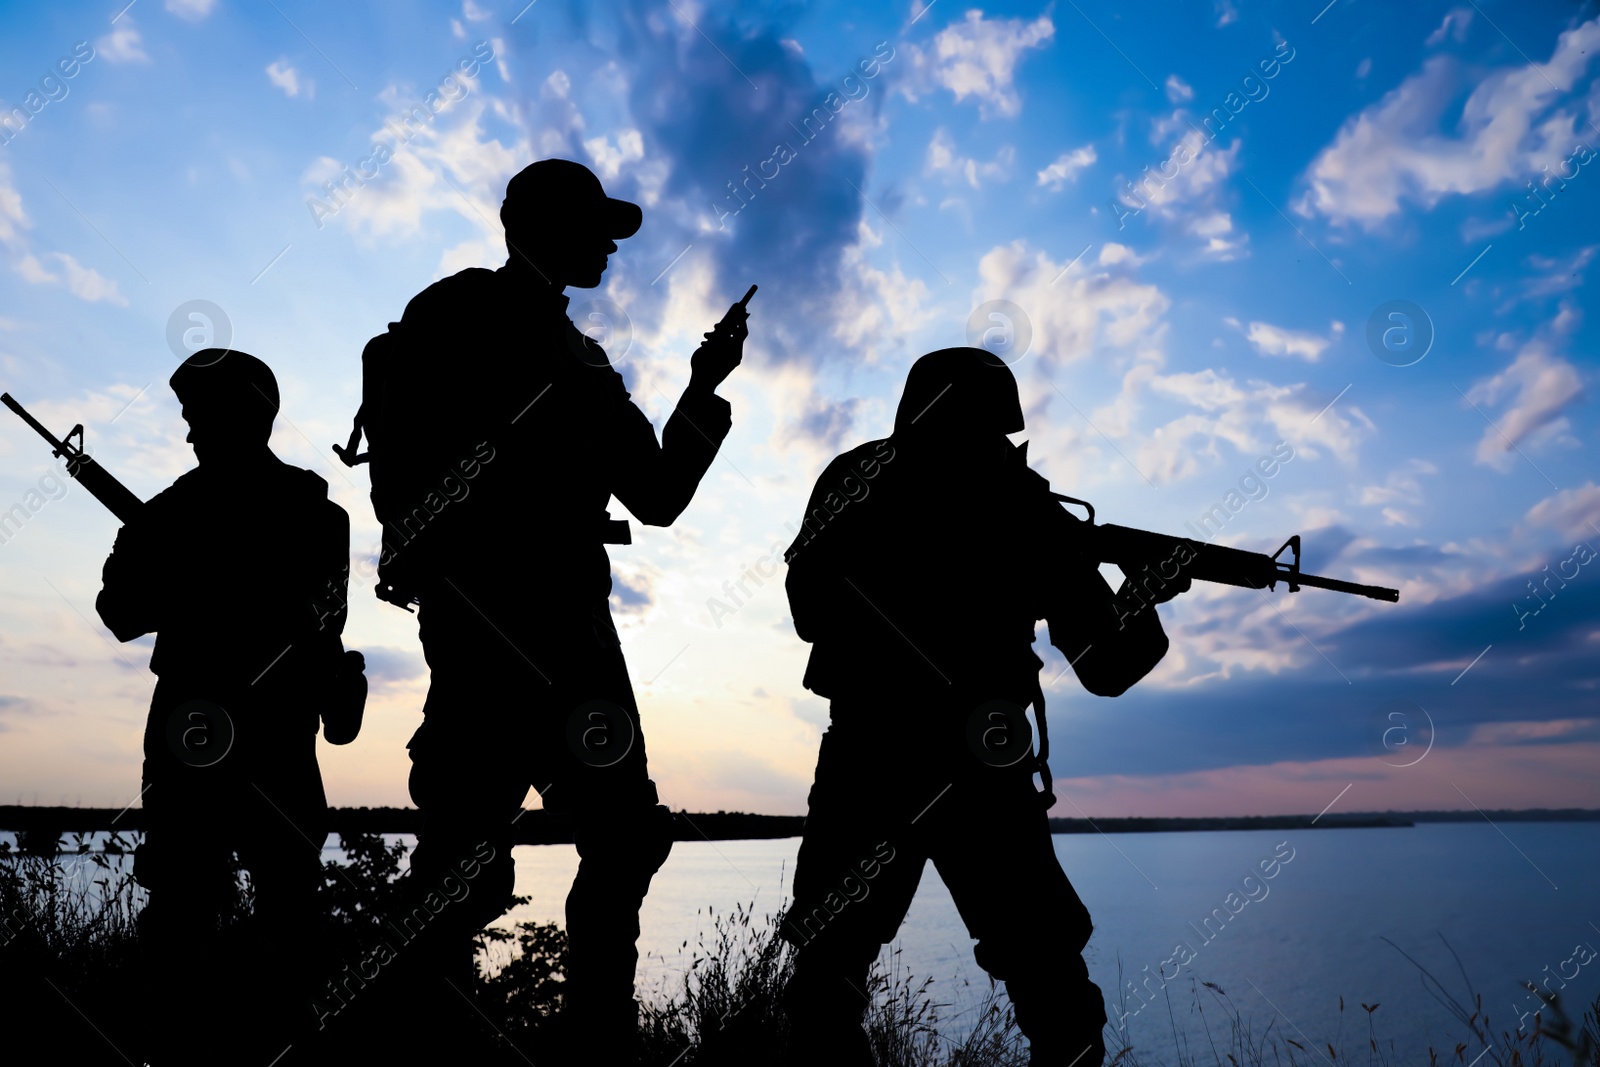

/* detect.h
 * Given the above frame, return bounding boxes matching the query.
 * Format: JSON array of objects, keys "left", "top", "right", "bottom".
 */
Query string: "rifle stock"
[
  {"left": 2, "top": 392, "right": 145, "bottom": 524},
  {"left": 1054, "top": 495, "right": 1400, "bottom": 603}
]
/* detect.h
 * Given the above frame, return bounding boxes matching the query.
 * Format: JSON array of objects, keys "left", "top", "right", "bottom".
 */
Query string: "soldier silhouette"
[
  {"left": 351, "top": 158, "right": 747, "bottom": 1058},
  {"left": 778, "top": 348, "right": 1188, "bottom": 1066},
  {"left": 96, "top": 349, "right": 365, "bottom": 1065}
]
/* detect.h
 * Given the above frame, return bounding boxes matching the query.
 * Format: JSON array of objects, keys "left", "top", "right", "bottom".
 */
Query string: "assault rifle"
[
  {"left": 1054, "top": 492, "right": 1400, "bottom": 603},
  {"left": 2, "top": 392, "right": 143, "bottom": 522},
  {"left": 4, "top": 391, "right": 370, "bottom": 745}
]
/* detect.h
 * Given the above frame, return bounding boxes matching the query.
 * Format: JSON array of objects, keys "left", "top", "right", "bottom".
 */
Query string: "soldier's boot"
[
  {"left": 133, "top": 852, "right": 238, "bottom": 1067},
  {"left": 781, "top": 947, "right": 876, "bottom": 1067},
  {"left": 1004, "top": 957, "right": 1107, "bottom": 1067},
  {"left": 353, "top": 830, "right": 517, "bottom": 1059}
]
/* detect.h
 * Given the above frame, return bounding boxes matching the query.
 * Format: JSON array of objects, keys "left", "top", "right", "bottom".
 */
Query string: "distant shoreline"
[{"left": 3, "top": 806, "right": 1598, "bottom": 845}]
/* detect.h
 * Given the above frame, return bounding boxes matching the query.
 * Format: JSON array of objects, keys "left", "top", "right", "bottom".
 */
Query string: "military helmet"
[
  {"left": 893, "top": 347, "right": 1024, "bottom": 437},
  {"left": 170, "top": 348, "right": 279, "bottom": 422}
]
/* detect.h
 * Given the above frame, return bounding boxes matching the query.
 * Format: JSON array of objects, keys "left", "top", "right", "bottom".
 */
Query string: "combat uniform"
[
  {"left": 780, "top": 382, "right": 1171, "bottom": 1066},
  {"left": 379, "top": 264, "right": 731, "bottom": 1047},
  {"left": 97, "top": 455, "right": 351, "bottom": 1063}
]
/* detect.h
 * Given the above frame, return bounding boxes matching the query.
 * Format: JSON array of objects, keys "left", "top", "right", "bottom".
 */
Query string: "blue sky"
[{"left": 0, "top": 0, "right": 1596, "bottom": 817}]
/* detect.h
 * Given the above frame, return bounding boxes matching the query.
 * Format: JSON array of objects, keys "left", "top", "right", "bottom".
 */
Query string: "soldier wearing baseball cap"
[
  {"left": 501, "top": 157, "right": 644, "bottom": 241},
  {"left": 348, "top": 159, "right": 753, "bottom": 1061}
]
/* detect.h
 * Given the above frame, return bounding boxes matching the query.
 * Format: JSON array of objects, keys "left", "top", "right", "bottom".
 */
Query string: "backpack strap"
[{"left": 1032, "top": 679, "right": 1055, "bottom": 809}]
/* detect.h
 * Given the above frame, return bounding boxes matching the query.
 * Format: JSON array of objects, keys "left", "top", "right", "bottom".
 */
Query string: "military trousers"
[
  {"left": 396, "top": 579, "right": 674, "bottom": 1053},
  {"left": 134, "top": 677, "right": 330, "bottom": 1065},
  {"left": 781, "top": 698, "right": 1107, "bottom": 1066}
]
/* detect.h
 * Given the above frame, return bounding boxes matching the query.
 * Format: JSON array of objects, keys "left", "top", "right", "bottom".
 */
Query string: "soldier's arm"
[
  {"left": 1039, "top": 501, "right": 1175, "bottom": 697},
  {"left": 1045, "top": 571, "right": 1169, "bottom": 697},
  {"left": 312, "top": 499, "right": 352, "bottom": 640},
  {"left": 95, "top": 508, "right": 167, "bottom": 642},
  {"left": 783, "top": 451, "right": 862, "bottom": 645},
  {"left": 609, "top": 384, "right": 731, "bottom": 527},
  {"left": 608, "top": 299, "right": 746, "bottom": 525}
]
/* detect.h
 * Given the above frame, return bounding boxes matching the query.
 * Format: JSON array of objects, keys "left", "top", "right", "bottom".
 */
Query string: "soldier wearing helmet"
[
  {"left": 779, "top": 347, "right": 1188, "bottom": 1067},
  {"left": 96, "top": 348, "right": 363, "bottom": 1064}
]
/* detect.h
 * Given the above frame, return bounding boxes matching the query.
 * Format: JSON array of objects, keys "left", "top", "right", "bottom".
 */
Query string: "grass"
[{"left": 2, "top": 830, "right": 1597, "bottom": 1066}]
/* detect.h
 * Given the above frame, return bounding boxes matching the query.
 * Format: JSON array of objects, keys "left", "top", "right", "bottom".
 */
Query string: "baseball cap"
[{"left": 501, "top": 158, "right": 642, "bottom": 239}]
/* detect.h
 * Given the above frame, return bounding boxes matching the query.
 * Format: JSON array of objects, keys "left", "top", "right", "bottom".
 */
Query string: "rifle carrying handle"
[
  {"left": 1049, "top": 491, "right": 1095, "bottom": 525},
  {"left": 2, "top": 393, "right": 145, "bottom": 523}
]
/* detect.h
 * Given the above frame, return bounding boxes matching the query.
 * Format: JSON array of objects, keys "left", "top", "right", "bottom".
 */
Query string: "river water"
[
  {"left": 495, "top": 822, "right": 1600, "bottom": 1062},
  {"left": 8, "top": 822, "right": 1596, "bottom": 1062}
]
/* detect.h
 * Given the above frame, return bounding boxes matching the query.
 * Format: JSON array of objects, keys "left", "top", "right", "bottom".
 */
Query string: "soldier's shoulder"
[
  {"left": 280, "top": 462, "right": 339, "bottom": 503},
  {"left": 400, "top": 266, "right": 500, "bottom": 324},
  {"left": 821, "top": 438, "right": 895, "bottom": 479},
  {"left": 145, "top": 469, "right": 200, "bottom": 512}
]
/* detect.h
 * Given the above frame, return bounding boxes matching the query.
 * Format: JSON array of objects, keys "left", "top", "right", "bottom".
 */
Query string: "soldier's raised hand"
[{"left": 689, "top": 286, "right": 754, "bottom": 394}]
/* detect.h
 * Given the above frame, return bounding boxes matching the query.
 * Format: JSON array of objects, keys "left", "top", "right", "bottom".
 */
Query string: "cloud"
[
  {"left": 1165, "top": 74, "right": 1194, "bottom": 103},
  {"left": 1098, "top": 242, "right": 1146, "bottom": 268},
  {"left": 300, "top": 79, "right": 521, "bottom": 249},
  {"left": 1036, "top": 144, "right": 1096, "bottom": 190},
  {"left": 50, "top": 253, "right": 129, "bottom": 306},
  {"left": 1117, "top": 120, "right": 1247, "bottom": 259},
  {"left": 899, "top": 9, "right": 1055, "bottom": 118},
  {"left": 95, "top": 19, "right": 150, "bottom": 64},
  {"left": 266, "top": 59, "right": 312, "bottom": 100},
  {"left": 1184, "top": 209, "right": 1246, "bottom": 260},
  {"left": 1358, "top": 459, "right": 1437, "bottom": 527},
  {"left": 1135, "top": 369, "right": 1374, "bottom": 481},
  {"left": 583, "top": 129, "right": 644, "bottom": 180},
  {"left": 1045, "top": 553, "right": 1600, "bottom": 779},
  {"left": 1425, "top": 6, "right": 1473, "bottom": 47},
  {"left": 358, "top": 646, "right": 428, "bottom": 690},
  {"left": 925, "top": 126, "right": 1013, "bottom": 187},
  {"left": 1244, "top": 320, "right": 1343, "bottom": 362},
  {"left": 1355, "top": 57, "right": 1372, "bottom": 80},
  {"left": 963, "top": 242, "right": 1370, "bottom": 493},
  {"left": 612, "top": 3, "right": 892, "bottom": 378},
  {"left": 1525, "top": 483, "right": 1600, "bottom": 541},
  {"left": 975, "top": 239, "right": 1171, "bottom": 370},
  {"left": 0, "top": 165, "right": 28, "bottom": 245},
  {"left": 14, "top": 253, "right": 54, "bottom": 284},
  {"left": 0, "top": 161, "right": 125, "bottom": 306},
  {"left": 1467, "top": 719, "right": 1600, "bottom": 746},
  {"left": 13, "top": 251, "right": 127, "bottom": 306},
  {"left": 1213, "top": 0, "right": 1239, "bottom": 27},
  {"left": 610, "top": 569, "right": 655, "bottom": 616},
  {"left": 829, "top": 221, "right": 935, "bottom": 356},
  {"left": 1522, "top": 247, "right": 1597, "bottom": 302},
  {"left": 1297, "top": 18, "right": 1600, "bottom": 227},
  {"left": 165, "top": 0, "right": 217, "bottom": 21},
  {"left": 1466, "top": 343, "right": 1584, "bottom": 470}
]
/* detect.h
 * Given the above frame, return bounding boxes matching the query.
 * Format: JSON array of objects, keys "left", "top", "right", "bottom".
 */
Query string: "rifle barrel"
[
  {"left": 1, "top": 392, "right": 64, "bottom": 450},
  {"left": 2, "top": 391, "right": 144, "bottom": 524},
  {"left": 1291, "top": 570, "right": 1400, "bottom": 603},
  {"left": 1086, "top": 522, "right": 1399, "bottom": 603}
]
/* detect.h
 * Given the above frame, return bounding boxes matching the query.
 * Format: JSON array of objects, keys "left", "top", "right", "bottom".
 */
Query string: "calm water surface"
[
  {"left": 9, "top": 823, "right": 1595, "bottom": 1062},
  {"left": 496, "top": 823, "right": 1600, "bottom": 1062}
]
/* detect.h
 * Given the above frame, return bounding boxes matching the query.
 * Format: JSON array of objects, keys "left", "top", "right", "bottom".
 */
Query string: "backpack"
[{"left": 334, "top": 322, "right": 424, "bottom": 609}]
